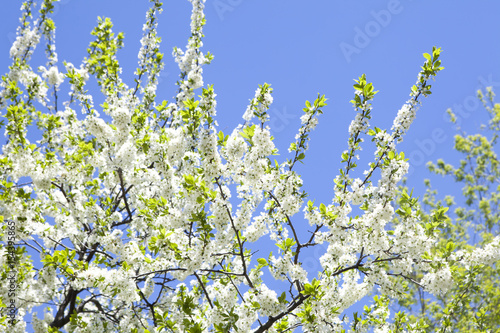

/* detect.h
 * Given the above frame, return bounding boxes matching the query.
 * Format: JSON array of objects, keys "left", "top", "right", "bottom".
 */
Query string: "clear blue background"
[{"left": 1, "top": 0, "right": 500, "bottom": 329}]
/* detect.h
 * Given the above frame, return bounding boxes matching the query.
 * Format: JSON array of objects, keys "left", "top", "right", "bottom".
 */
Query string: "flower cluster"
[
  {"left": 10, "top": 27, "right": 40, "bottom": 60},
  {"left": 173, "top": 0, "right": 212, "bottom": 106},
  {"left": 242, "top": 83, "right": 274, "bottom": 124},
  {"left": 40, "top": 66, "right": 64, "bottom": 88},
  {"left": 0, "top": 1, "right": 465, "bottom": 333}
]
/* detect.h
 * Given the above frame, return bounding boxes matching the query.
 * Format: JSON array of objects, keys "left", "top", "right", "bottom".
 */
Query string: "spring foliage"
[{"left": 0, "top": 0, "right": 497, "bottom": 332}]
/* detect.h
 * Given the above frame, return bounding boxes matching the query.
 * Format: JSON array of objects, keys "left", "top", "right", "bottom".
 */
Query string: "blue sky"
[
  {"left": 3, "top": 0, "right": 498, "bottom": 201},
  {"left": 2, "top": 0, "right": 500, "bottom": 329}
]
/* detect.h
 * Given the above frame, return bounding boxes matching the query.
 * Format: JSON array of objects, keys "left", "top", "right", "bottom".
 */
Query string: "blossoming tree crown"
[{"left": 3, "top": 0, "right": 495, "bottom": 332}]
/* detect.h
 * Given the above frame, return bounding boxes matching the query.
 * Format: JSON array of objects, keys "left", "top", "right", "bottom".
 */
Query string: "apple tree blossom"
[{"left": 3, "top": 1, "right": 491, "bottom": 332}]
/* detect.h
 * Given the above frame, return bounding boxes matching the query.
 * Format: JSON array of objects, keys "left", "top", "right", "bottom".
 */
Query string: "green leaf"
[{"left": 319, "top": 203, "right": 326, "bottom": 214}]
